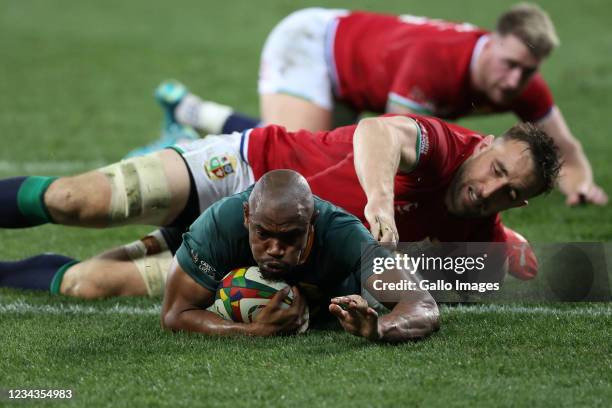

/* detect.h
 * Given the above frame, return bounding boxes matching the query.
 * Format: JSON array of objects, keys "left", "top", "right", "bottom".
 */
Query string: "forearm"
[
  {"left": 376, "top": 299, "right": 440, "bottom": 342},
  {"left": 162, "top": 308, "right": 262, "bottom": 336},
  {"left": 353, "top": 118, "right": 402, "bottom": 202},
  {"left": 538, "top": 107, "right": 593, "bottom": 178}
]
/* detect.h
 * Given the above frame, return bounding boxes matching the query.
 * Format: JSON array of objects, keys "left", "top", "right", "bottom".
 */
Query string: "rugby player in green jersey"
[{"left": 160, "top": 169, "right": 439, "bottom": 341}]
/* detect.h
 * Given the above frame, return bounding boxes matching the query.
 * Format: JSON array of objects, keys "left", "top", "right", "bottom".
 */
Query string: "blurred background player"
[
  {"left": 0, "top": 114, "right": 555, "bottom": 297},
  {"left": 134, "top": 3, "right": 604, "bottom": 206}
]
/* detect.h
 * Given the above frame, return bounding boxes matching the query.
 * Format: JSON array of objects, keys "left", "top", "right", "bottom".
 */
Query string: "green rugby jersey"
[{"left": 175, "top": 186, "right": 389, "bottom": 301}]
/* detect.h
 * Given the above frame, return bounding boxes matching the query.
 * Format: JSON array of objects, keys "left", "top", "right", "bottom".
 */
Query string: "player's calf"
[{"left": 61, "top": 229, "right": 175, "bottom": 299}]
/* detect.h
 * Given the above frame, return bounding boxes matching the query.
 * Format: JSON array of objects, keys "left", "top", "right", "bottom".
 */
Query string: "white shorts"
[
  {"left": 258, "top": 8, "right": 348, "bottom": 110},
  {"left": 172, "top": 131, "right": 255, "bottom": 213}
]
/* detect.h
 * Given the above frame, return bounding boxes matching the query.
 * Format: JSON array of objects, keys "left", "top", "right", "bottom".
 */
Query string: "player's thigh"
[
  {"left": 98, "top": 149, "right": 190, "bottom": 226},
  {"left": 157, "top": 149, "right": 191, "bottom": 225},
  {"left": 260, "top": 93, "right": 332, "bottom": 132},
  {"left": 258, "top": 8, "right": 346, "bottom": 132}
]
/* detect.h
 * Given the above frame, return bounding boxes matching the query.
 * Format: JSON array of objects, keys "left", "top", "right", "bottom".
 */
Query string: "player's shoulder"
[
  {"left": 191, "top": 186, "right": 251, "bottom": 233},
  {"left": 313, "top": 195, "right": 373, "bottom": 239},
  {"left": 405, "top": 113, "right": 483, "bottom": 145},
  {"left": 314, "top": 195, "right": 363, "bottom": 225}
]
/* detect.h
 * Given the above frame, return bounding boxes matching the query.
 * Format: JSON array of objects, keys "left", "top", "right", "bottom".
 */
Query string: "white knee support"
[
  {"left": 123, "top": 230, "right": 173, "bottom": 297},
  {"left": 98, "top": 153, "right": 172, "bottom": 226}
]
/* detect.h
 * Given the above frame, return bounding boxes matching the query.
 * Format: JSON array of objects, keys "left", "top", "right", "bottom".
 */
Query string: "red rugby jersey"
[
  {"left": 331, "top": 12, "right": 553, "bottom": 122},
  {"left": 247, "top": 114, "right": 506, "bottom": 243}
]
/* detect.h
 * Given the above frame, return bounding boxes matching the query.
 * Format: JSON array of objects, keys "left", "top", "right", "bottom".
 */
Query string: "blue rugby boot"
[
  {"left": 124, "top": 123, "right": 199, "bottom": 158},
  {"left": 155, "top": 79, "right": 188, "bottom": 130},
  {"left": 124, "top": 81, "right": 198, "bottom": 158}
]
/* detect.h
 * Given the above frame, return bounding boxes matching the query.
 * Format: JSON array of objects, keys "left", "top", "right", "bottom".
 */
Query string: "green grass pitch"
[{"left": 1, "top": 0, "right": 611, "bottom": 406}]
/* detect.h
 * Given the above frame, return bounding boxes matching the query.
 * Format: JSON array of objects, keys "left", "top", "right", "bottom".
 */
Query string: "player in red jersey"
[
  {"left": 155, "top": 4, "right": 605, "bottom": 206},
  {"left": 0, "top": 114, "right": 555, "bottom": 298}
]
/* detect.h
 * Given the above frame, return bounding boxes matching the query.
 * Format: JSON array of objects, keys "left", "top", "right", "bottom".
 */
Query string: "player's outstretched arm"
[
  {"left": 161, "top": 259, "right": 306, "bottom": 336},
  {"left": 538, "top": 107, "right": 608, "bottom": 206},
  {"left": 352, "top": 116, "right": 420, "bottom": 244},
  {"left": 329, "top": 275, "right": 440, "bottom": 343}
]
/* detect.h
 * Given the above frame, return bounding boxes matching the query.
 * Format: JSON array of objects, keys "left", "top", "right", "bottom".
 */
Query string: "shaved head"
[
  {"left": 244, "top": 170, "right": 316, "bottom": 280},
  {"left": 249, "top": 169, "right": 314, "bottom": 222}
]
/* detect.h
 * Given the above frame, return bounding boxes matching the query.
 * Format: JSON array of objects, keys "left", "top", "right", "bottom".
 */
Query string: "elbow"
[
  {"left": 380, "top": 299, "right": 441, "bottom": 343},
  {"left": 161, "top": 309, "right": 181, "bottom": 332},
  {"left": 413, "top": 299, "right": 441, "bottom": 340}
]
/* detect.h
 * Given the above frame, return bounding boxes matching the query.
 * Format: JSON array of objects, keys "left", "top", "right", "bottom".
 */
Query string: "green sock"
[
  {"left": 17, "top": 176, "right": 57, "bottom": 225},
  {"left": 50, "top": 260, "right": 79, "bottom": 295}
]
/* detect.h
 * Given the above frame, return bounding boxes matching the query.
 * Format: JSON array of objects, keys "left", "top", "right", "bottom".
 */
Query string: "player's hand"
[
  {"left": 564, "top": 181, "right": 608, "bottom": 206},
  {"left": 364, "top": 199, "right": 398, "bottom": 246},
  {"left": 251, "top": 286, "right": 306, "bottom": 336},
  {"left": 559, "top": 163, "right": 608, "bottom": 206},
  {"left": 329, "top": 295, "right": 380, "bottom": 341}
]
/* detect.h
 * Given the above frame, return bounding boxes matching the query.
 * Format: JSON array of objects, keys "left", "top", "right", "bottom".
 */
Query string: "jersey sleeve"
[
  {"left": 175, "top": 190, "right": 254, "bottom": 292},
  {"left": 511, "top": 74, "right": 554, "bottom": 122},
  {"left": 175, "top": 212, "right": 226, "bottom": 292}
]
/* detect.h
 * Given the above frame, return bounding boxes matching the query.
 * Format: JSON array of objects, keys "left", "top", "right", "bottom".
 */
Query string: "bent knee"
[
  {"left": 60, "top": 263, "right": 113, "bottom": 299},
  {"left": 45, "top": 173, "right": 110, "bottom": 226}
]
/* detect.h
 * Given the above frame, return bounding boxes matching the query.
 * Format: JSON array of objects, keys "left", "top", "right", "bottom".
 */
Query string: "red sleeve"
[
  {"left": 511, "top": 74, "right": 554, "bottom": 122},
  {"left": 407, "top": 115, "right": 482, "bottom": 186}
]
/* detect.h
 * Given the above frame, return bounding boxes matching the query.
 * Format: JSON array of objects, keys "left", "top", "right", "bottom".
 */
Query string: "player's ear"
[
  {"left": 476, "top": 135, "right": 495, "bottom": 153},
  {"left": 243, "top": 202, "right": 250, "bottom": 229}
]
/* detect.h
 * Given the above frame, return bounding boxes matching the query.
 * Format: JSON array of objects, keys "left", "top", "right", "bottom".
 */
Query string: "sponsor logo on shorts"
[{"left": 204, "top": 155, "right": 237, "bottom": 180}]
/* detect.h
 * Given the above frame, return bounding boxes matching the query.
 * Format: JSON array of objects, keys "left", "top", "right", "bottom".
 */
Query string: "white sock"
[{"left": 176, "top": 94, "right": 233, "bottom": 134}]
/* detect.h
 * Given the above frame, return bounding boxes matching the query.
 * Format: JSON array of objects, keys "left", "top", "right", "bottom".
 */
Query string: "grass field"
[{"left": 1, "top": 0, "right": 611, "bottom": 406}]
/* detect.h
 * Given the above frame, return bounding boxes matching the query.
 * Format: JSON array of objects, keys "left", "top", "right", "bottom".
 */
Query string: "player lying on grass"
[
  {"left": 160, "top": 169, "right": 440, "bottom": 340},
  {"left": 0, "top": 113, "right": 556, "bottom": 297},
  {"left": 139, "top": 3, "right": 604, "bottom": 206}
]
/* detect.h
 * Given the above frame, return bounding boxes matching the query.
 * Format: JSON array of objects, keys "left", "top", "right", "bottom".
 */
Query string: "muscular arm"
[
  {"left": 161, "top": 258, "right": 305, "bottom": 336},
  {"left": 161, "top": 258, "right": 258, "bottom": 335},
  {"left": 537, "top": 107, "right": 608, "bottom": 205},
  {"left": 329, "top": 273, "right": 440, "bottom": 343},
  {"left": 353, "top": 116, "right": 420, "bottom": 243}
]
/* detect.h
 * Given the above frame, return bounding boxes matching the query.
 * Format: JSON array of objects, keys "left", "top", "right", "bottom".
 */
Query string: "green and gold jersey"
[{"left": 175, "top": 186, "right": 389, "bottom": 301}]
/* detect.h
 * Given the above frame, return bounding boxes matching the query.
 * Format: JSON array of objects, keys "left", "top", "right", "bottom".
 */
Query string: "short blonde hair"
[{"left": 496, "top": 3, "right": 560, "bottom": 58}]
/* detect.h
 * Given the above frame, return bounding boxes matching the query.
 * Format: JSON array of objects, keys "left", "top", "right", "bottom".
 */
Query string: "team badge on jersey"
[{"left": 204, "top": 154, "right": 237, "bottom": 180}]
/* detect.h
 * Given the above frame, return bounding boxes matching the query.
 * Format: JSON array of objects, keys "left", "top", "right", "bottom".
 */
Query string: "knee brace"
[
  {"left": 98, "top": 153, "right": 172, "bottom": 226},
  {"left": 123, "top": 229, "right": 174, "bottom": 297}
]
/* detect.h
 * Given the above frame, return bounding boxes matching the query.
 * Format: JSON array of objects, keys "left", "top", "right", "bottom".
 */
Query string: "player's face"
[
  {"left": 244, "top": 204, "right": 312, "bottom": 281},
  {"left": 482, "top": 34, "right": 542, "bottom": 104},
  {"left": 446, "top": 137, "right": 541, "bottom": 217}
]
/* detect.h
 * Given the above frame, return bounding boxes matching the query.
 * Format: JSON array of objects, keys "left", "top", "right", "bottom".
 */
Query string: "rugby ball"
[{"left": 209, "top": 266, "right": 309, "bottom": 333}]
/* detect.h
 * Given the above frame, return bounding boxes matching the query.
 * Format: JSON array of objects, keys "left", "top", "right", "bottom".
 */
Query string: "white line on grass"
[
  {"left": 0, "top": 300, "right": 160, "bottom": 316},
  {"left": 1, "top": 300, "right": 611, "bottom": 317},
  {"left": 443, "top": 304, "right": 612, "bottom": 317},
  {"left": 0, "top": 160, "right": 108, "bottom": 174}
]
